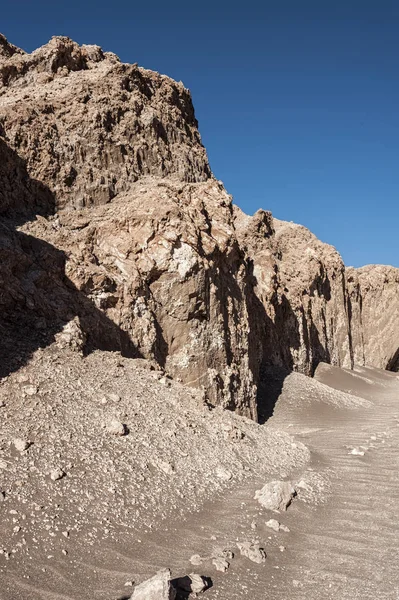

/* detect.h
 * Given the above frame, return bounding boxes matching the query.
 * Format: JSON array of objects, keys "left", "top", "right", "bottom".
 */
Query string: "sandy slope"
[
  {"left": 0, "top": 345, "right": 306, "bottom": 599},
  {"left": 1, "top": 356, "right": 398, "bottom": 599}
]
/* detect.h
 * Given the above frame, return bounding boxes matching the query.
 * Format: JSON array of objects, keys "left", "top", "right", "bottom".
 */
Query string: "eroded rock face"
[
  {"left": 23, "top": 178, "right": 260, "bottom": 417},
  {"left": 235, "top": 208, "right": 354, "bottom": 375},
  {"left": 0, "top": 36, "right": 211, "bottom": 211},
  {"left": 0, "top": 33, "right": 398, "bottom": 419},
  {"left": 347, "top": 265, "right": 399, "bottom": 372},
  {"left": 235, "top": 207, "right": 399, "bottom": 379}
]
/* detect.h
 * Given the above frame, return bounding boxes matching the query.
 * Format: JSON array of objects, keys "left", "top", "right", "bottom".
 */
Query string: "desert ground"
[{"left": 1, "top": 348, "right": 398, "bottom": 600}]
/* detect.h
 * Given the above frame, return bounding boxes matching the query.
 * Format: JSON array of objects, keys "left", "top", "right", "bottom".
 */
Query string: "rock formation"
[
  {"left": 0, "top": 33, "right": 398, "bottom": 423},
  {"left": 347, "top": 265, "right": 399, "bottom": 371}
]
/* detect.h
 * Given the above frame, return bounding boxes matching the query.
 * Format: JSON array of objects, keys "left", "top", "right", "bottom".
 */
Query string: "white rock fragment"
[
  {"left": 131, "top": 568, "right": 176, "bottom": 600},
  {"left": 50, "top": 468, "right": 65, "bottom": 481},
  {"left": 254, "top": 480, "right": 296, "bottom": 511},
  {"left": 215, "top": 466, "right": 232, "bottom": 481},
  {"left": 158, "top": 460, "right": 175, "bottom": 475},
  {"left": 189, "top": 554, "right": 203, "bottom": 566},
  {"left": 13, "top": 438, "right": 30, "bottom": 452},
  {"left": 265, "top": 518, "right": 280, "bottom": 532},
  {"left": 106, "top": 419, "right": 127, "bottom": 436},
  {"left": 350, "top": 448, "right": 365, "bottom": 456},
  {"left": 22, "top": 384, "right": 38, "bottom": 396}
]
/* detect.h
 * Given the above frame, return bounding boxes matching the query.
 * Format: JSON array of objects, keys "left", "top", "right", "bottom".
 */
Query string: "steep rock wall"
[
  {"left": 0, "top": 34, "right": 398, "bottom": 419},
  {"left": 234, "top": 207, "right": 399, "bottom": 378},
  {"left": 0, "top": 35, "right": 260, "bottom": 418},
  {"left": 347, "top": 265, "right": 399, "bottom": 372}
]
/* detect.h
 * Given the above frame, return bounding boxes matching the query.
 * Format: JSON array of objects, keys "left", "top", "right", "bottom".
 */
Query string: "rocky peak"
[
  {"left": 0, "top": 33, "right": 25, "bottom": 59},
  {"left": 0, "top": 35, "right": 211, "bottom": 211}
]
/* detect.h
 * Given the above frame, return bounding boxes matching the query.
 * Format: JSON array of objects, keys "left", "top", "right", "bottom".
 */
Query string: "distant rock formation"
[{"left": 0, "top": 34, "right": 398, "bottom": 421}]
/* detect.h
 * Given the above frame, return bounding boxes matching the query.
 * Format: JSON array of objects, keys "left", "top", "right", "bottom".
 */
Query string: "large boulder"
[{"left": 131, "top": 569, "right": 176, "bottom": 600}]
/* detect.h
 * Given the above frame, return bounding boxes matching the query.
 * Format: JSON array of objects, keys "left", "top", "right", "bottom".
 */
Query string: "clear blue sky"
[{"left": 2, "top": 1, "right": 399, "bottom": 267}]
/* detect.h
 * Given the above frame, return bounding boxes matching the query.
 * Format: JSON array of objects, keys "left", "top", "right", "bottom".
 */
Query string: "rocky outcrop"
[
  {"left": 0, "top": 35, "right": 211, "bottom": 211},
  {"left": 0, "top": 34, "right": 398, "bottom": 419},
  {"left": 23, "top": 178, "right": 261, "bottom": 417},
  {"left": 234, "top": 208, "right": 399, "bottom": 378},
  {"left": 0, "top": 35, "right": 259, "bottom": 419},
  {"left": 234, "top": 209, "right": 353, "bottom": 376},
  {"left": 347, "top": 265, "right": 399, "bottom": 371}
]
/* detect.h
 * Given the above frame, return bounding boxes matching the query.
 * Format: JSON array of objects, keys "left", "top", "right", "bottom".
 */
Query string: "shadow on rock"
[
  {"left": 0, "top": 135, "right": 141, "bottom": 378},
  {"left": 256, "top": 365, "right": 291, "bottom": 424},
  {"left": 171, "top": 574, "right": 213, "bottom": 599}
]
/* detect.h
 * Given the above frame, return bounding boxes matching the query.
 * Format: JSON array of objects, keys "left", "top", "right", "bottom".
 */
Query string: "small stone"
[
  {"left": 254, "top": 480, "right": 296, "bottom": 511},
  {"left": 189, "top": 554, "right": 203, "bottom": 566},
  {"left": 22, "top": 385, "right": 38, "bottom": 396},
  {"left": 215, "top": 466, "right": 232, "bottom": 481},
  {"left": 13, "top": 438, "right": 30, "bottom": 452},
  {"left": 106, "top": 419, "right": 127, "bottom": 436},
  {"left": 212, "top": 557, "right": 229, "bottom": 572},
  {"left": 265, "top": 518, "right": 280, "bottom": 532},
  {"left": 124, "top": 580, "right": 134, "bottom": 587},
  {"left": 174, "top": 573, "right": 207, "bottom": 595},
  {"left": 158, "top": 460, "right": 175, "bottom": 475},
  {"left": 350, "top": 448, "right": 365, "bottom": 456},
  {"left": 50, "top": 468, "right": 65, "bottom": 481},
  {"left": 237, "top": 542, "right": 266, "bottom": 564}
]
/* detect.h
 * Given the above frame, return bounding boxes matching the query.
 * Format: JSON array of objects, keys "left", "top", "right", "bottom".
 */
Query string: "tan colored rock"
[
  {"left": 106, "top": 419, "right": 127, "bottom": 436},
  {"left": 236, "top": 541, "right": 266, "bottom": 564},
  {"left": 173, "top": 573, "right": 207, "bottom": 595},
  {"left": 254, "top": 480, "right": 296, "bottom": 511},
  {"left": 131, "top": 568, "right": 176, "bottom": 600},
  {"left": 0, "top": 35, "right": 211, "bottom": 211},
  {"left": 235, "top": 207, "right": 399, "bottom": 380},
  {"left": 0, "top": 35, "right": 260, "bottom": 418},
  {"left": 0, "top": 32, "right": 398, "bottom": 424},
  {"left": 348, "top": 265, "right": 399, "bottom": 371}
]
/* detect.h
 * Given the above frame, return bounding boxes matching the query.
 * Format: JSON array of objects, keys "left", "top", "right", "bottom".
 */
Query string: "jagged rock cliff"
[
  {"left": 0, "top": 34, "right": 398, "bottom": 420},
  {"left": 0, "top": 35, "right": 259, "bottom": 419},
  {"left": 347, "top": 265, "right": 399, "bottom": 371},
  {"left": 0, "top": 35, "right": 211, "bottom": 210}
]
